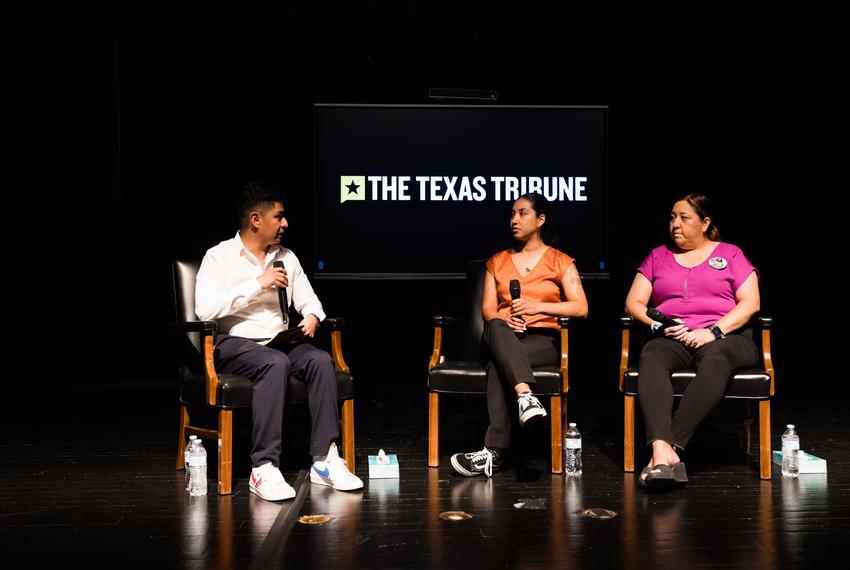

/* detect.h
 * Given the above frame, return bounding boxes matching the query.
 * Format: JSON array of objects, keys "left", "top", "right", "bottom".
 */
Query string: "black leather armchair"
[
  {"left": 172, "top": 258, "right": 356, "bottom": 494},
  {"left": 618, "top": 316, "right": 775, "bottom": 479},
  {"left": 427, "top": 260, "right": 575, "bottom": 474}
]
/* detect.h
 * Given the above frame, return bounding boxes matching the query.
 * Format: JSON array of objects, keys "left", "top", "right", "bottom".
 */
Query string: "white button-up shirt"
[{"left": 195, "top": 232, "right": 326, "bottom": 339}]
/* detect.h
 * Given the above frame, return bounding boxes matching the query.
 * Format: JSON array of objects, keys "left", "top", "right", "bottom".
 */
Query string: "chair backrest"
[
  {"left": 459, "top": 260, "right": 488, "bottom": 361},
  {"left": 172, "top": 258, "right": 202, "bottom": 353}
]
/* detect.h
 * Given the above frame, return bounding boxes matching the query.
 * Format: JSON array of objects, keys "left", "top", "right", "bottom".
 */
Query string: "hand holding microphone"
[
  {"left": 508, "top": 279, "right": 527, "bottom": 332},
  {"left": 258, "top": 262, "right": 289, "bottom": 290},
  {"left": 272, "top": 260, "right": 289, "bottom": 327},
  {"left": 645, "top": 307, "right": 687, "bottom": 341},
  {"left": 646, "top": 307, "right": 680, "bottom": 329}
]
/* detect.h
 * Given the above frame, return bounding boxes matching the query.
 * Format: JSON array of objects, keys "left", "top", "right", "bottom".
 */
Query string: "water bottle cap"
[
  {"left": 787, "top": 424, "right": 794, "bottom": 428},
  {"left": 568, "top": 422, "right": 576, "bottom": 427},
  {"left": 189, "top": 435, "right": 197, "bottom": 440}
]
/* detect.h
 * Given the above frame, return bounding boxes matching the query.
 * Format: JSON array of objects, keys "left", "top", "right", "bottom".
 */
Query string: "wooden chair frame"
[
  {"left": 174, "top": 321, "right": 356, "bottom": 495},
  {"left": 428, "top": 317, "right": 573, "bottom": 474},
  {"left": 618, "top": 316, "right": 775, "bottom": 479}
]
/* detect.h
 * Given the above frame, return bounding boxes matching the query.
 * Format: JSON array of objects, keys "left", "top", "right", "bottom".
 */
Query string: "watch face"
[{"left": 710, "top": 326, "right": 723, "bottom": 339}]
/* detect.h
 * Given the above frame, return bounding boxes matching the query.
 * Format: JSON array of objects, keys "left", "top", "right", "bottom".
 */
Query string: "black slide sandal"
[
  {"left": 640, "top": 464, "right": 676, "bottom": 489},
  {"left": 671, "top": 462, "right": 689, "bottom": 484}
]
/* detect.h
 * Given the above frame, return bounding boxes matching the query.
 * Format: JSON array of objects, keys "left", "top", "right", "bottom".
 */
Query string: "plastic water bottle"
[
  {"left": 188, "top": 439, "right": 208, "bottom": 496},
  {"left": 565, "top": 423, "right": 582, "bottom": 477},
  {"left": 184, "top": 435, "right": 198, "bottom": 491},
  {"left": 781, "top": 424, "right": 799, "bottom": 478}
]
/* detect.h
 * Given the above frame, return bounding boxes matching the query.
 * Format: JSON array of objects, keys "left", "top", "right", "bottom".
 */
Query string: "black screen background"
[{"left": 314, "top": 105, "right": 608, "bottom": 277}]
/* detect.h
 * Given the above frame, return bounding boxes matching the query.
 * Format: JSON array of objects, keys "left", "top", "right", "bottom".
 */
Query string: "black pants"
[
  {"left": 637, "top": 333, "right": 759, "bottom": 450},
  {"left": 482, "top": 319, "right": 559, "bottom": 449},
  {"left": 214, "top": 334, "right": 339, "bottom": 467}
]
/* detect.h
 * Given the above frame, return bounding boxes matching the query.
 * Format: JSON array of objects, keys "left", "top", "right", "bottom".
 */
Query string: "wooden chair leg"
[
  {"left": 759, "top": 400, "right": 771, "bottom": 480},
  {"left": 550, "top": 395, "right": 564, "bottom": 474},
  {"left": 341, "top": 399, "right": 356, "bottom": 474},
  {"left": 176, "top": 405, "right": 189, "bottom": 470},
  {"left": 218, "top": 409, "right": 233, "bottom": 495},
  {"left": 624, "top": 396, "right": 635, "bottom": 473},
  {"left": 428, "top": 392, "right": 439, "bottom": 467}
]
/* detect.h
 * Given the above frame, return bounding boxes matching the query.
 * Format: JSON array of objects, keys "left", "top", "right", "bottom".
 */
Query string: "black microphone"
[
  {"left": 273, "top": 260, "right": 288, "bottom": 326},
  {"left": 646, "top": 307, "right": 679, "bottom": 329},
  {"left": 509, "top": 279, "right": 523, "bottom": 322}
]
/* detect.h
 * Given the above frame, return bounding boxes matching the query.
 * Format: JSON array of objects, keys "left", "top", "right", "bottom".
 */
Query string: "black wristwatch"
[{"left": 709, "top": 325, "right": 725, "bottom": 339}]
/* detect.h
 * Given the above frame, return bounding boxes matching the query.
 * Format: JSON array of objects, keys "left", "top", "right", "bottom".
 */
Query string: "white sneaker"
[
  {"left": 517, "top": 391, "right": 547, "bottom": 426},
  {"left": 249, "top": 462, "right": 296, "bottom": 501},
  {"left": 310, "top": 443, "right": 364, "bottom": 491}
]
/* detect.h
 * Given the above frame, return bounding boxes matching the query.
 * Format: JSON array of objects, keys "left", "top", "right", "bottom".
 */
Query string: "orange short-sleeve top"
[{"left": 485, "top": 247, "right": 575, "bottom": 329}]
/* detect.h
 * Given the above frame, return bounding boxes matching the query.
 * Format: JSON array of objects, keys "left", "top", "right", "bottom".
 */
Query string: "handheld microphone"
[
  {"left": 273, "top": 260, "right": 288, "bottom": 326},
  {"left": 646, "top": 307, "right": 679, "bottom": 329},
  {"left": 509, "top": 279, "right": 523, "bottom": 322}
]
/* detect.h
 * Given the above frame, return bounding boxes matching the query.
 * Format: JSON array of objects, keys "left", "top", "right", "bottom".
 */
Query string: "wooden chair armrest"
[
  {"left": 202, "top": 334, "right": 220, "bottom": 406},
  {"left": 323, "top": 317, "right": 345, "bottom": 330},
  {"left": 557, "top": 316, "right": 579, "bottom": 392},
  {"left": 172, "top": 320, "right": 220, "bottom": 405},
  {"left": 758, "top": 316, "right": 775, "bottom": 396},
  {"left": 429, "top": 315, "right": 460, "bottom": 371},
  {"left": 323, "top": 317, "right": 350, "bottom": 374},
  {"left": 559, "top": 326, "right": 570, "bottom": 392},
  {"left": 619, "top": 316, "right": 633, "bottom": 392}
]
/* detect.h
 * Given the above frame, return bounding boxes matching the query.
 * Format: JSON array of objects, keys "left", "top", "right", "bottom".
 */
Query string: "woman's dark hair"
[
  {"left": 236, "top": 181, "right": 286, "bottom": 228},
  {"left": 517, "top": 192, "right": 559, "bottom": 246},
  {"left": 676, "top": 193, "right": 721, "bottom": 241}
]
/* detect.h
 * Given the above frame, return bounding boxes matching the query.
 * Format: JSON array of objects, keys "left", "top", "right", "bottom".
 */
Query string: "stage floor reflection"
[{"left": 0, "top": 381, "right": 846, "bottom": 568}]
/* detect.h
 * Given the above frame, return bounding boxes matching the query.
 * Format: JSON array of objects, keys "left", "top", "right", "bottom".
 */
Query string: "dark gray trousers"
[
  {"left": 482, "top": 319, "right": 559, "bottom": 449},
  {"left": 637, "top": 333, "right": 759, "bottom": 450},
  {"left": 214, "top": 334, "right": 339, "bottom": 467}
]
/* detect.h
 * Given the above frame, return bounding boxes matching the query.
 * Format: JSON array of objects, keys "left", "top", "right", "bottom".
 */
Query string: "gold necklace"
[{"left": 519, "top": 248, "right": 543, "bottom": 273}]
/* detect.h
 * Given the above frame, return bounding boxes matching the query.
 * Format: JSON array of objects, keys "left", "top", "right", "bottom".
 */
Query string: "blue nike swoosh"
[{"left": 313, "top": 465, "right": 330, "bottom": 478}]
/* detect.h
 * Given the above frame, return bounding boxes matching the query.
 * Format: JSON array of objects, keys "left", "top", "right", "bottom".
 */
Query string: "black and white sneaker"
[
  {"left": 517, "top": 392, "right": 547, "bottom": 426},
  {"left": 450, "top": 447, "right": 503, "bottom": 477}
]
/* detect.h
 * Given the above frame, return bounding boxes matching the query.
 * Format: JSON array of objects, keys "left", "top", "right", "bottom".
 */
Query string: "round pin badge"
[{"left": 709, "top": 256, "right": 728, "bottom": 270}]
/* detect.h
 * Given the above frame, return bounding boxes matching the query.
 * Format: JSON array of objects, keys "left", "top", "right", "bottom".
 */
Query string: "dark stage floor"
[{"left": 1, "top": 378, "right": 847, "bottom": 569}]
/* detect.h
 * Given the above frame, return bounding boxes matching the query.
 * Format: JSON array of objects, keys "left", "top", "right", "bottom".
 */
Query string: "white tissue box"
[
  {"left": 368, "top": 454, "right": 399, "bottom": 479},
  {"left": 771, "top": 450, "right": 827, "bottom": 474}
]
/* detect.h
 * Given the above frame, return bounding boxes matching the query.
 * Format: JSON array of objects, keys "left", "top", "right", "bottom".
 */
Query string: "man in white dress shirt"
[{"left": 195, "top": 181, "right": 362, "bottom": 501}]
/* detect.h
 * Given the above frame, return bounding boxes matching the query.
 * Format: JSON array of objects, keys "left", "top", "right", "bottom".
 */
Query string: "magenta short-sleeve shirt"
[{"left": 637, "top": 242, "right": 757, "bottom": 330}]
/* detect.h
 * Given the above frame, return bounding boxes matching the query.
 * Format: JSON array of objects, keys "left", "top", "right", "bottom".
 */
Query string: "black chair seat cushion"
[
  {"left": 622, "top": 365, "right": 771, "bottom": 399},
  {"left": 180, "top": 368, "right": 354, "bottom": 408},
  {"left": 429, "top": 360, "right": 563, "bottom": 395}
]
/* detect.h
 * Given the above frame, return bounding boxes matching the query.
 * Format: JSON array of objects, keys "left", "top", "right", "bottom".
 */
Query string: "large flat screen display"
[{"left": 314, "top": 104, "right": 608, "bottom": 279}]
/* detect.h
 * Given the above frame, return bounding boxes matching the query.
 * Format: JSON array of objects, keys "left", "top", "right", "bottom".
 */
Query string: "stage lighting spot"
[
  {"left": 299, "top": 514, "right": 333, "bottom": 525},
  {"left": 439, "top": 511, "right": 473, "bottom": 521},
  {"left": 514, "top": 498, "right": 548, "bottom": 509},
  {"left": 581, "top": 508, "right": 618, "bottom": 519}
]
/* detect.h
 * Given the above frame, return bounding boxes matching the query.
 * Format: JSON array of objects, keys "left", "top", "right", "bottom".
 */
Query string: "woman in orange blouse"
[{"left": 451, "top": 193, "right": 589, "bottom": 477}]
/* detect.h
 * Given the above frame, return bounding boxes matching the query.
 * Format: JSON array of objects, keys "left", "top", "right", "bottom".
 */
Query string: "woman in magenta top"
[{"left": 625, "top": 194, "right": 760, "bottom": 488}]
